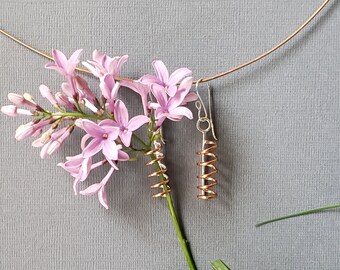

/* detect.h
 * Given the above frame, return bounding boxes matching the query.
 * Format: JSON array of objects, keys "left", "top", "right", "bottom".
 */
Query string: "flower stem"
[
  {"left": 256, "top": 203, "right": 340, "bottom": 227},
  {"left": 148, "top": 152, "right": 197, "bottom": 270},
  {"left": 51, "top": 112, "right": 104, "bottom": 120}
]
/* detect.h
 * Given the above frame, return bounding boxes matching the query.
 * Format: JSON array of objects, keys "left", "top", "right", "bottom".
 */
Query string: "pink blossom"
[
  {"left": 100, "top": 75, "right": 120, "bottom": 100},
  {"left": 150, "top": 77, "right": 194, "bottom": 127},
  {"left": 120, "top": 80, "right": 151, "bottom": 116},
  {"left": 45, "top": 49, "right": 83, "bottom": 77},
  {"left": 82, "top": 50, "right": 128, "bottom": 78},
  {"left": 81, "top": 119, "right": 120, "bottom": 160},
  {"left": 58, "top": 154, "right": 94, "bottom": 195},
  {"left": 79, "top": 166, "right": 115, "bottom": 209},
  {"left": 109, "top": 100, "right": 150, "bottom": 147},
  {"left": 141, "top": 60, "right": 192, "bottom": 97}
]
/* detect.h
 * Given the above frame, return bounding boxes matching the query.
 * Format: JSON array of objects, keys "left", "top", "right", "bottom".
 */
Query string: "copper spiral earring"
[
  {"left": 195, "top": 80, "right": 218, "bottom": 199},
  {"left": 144, "top": 132, "right": 171, "bottom": 198}
]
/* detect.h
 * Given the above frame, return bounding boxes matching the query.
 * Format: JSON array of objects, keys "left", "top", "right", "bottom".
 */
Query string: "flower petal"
[
  {"left": 114, "top": 100, "right": 129, "bottom": 125},
  {"left": 98, "top": 186, "right": 108, "bottom": 209},
  {"left": 82, "top": 138, "right": 103, "bottom": 158},
  {"left": 82, "top": 61, "right": 100, "bottom": 77},
  {"left": 178, "top": 77, "right": 193, "bottom": 93},
  {"left": 168, "top": 68, "right": 192, "bottom": 86},
  {"left": 102, "top": 140, "right": 118, "bottom": 160},
  {"left": 169, "top": 106, "right": 193, "bottom": 119},
  {"left": 66, "top": 49, "right": 83, "bottom": 74},
  {"left": 152, "top": 60, "right": 169, "bottom": 83},
  {"left": 119, "top": 131, "right": 132, "bottom": 147},
  {"left": 104, "top": 127, "right": 120, "bottom": 141},
  {"left": 99, "top": 119, "right": 118, "bottom": 128},
  {"left": 79, "top": 183, "right": 102, "bottom": 196},
  {"left": 181, "top": 92, "right": 198, "bottom": 105},
  {"left": 127, "top": 115, "right": 150, "bottom": 131},
  {"left": 118, "top": 150, "right": 130, "bottom": 161},
  {"left": 151, "top": 84, "right": 168, "bottom": 108},
  {"left": 82, "top": 120, "right": 103, "bottom": 138},
  {"left": 155, "top": 114, "right": 167, "bottom": 127},
  {"left": 139, "top": 74, "right": 162, "bottom": 85},
  {"left": 166, "top": 85, "right": 178, "bottom": 97},
  {"left": 52, "top": 49, "right": 68, "bottom": 69}
]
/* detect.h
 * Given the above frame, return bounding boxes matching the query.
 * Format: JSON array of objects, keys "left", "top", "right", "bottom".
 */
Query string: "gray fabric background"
[{"left": 1, "top": 0, "right": 339, "bottom": 269}]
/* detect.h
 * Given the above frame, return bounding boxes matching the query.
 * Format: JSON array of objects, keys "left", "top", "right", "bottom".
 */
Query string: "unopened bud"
[
  {"left": 39, "top": 84, "right": 58, "bottom": 105},
  {"left": 1, "top": 105, "right": 18, "bottom": 116}
]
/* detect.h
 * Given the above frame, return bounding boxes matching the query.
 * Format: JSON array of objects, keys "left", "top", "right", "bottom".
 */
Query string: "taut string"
[{"left": 0, "top": 0, "right": 330, "bottom": 84}]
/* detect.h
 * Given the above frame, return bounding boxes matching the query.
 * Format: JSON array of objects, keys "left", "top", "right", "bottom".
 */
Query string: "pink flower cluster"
[{"left": 1, "top": 49, "right": 197, "bottom": 209}]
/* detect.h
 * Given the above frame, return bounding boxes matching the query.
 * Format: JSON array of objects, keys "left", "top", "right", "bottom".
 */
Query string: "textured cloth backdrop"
[{"left": 1, "top": 0, "right": 339, "bottom": 269}]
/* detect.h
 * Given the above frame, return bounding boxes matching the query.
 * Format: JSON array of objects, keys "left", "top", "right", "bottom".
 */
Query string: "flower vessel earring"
[{"left": 195, "top": 82, "right": 218, "bottom": 199}]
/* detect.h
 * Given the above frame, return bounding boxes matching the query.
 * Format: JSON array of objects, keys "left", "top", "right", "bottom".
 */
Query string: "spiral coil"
[
  {"left": 196, "top": 139, "right": 218, "bottom": 199},
  {"left": 144, "top": 141, "right": 171, "bottom": 198}
]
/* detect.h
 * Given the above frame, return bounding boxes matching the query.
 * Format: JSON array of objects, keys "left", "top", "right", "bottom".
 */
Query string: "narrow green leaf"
[
  {"left": 211, "top": 259, "right": 231, "bottom": 270},
  {"left": 256, "top": 203, "right": 340, "bottom": 227}
]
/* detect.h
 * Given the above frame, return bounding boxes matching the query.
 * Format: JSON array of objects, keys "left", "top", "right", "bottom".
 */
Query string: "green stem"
[
  {"left": 51, "top": 112, "right": 104, "bottom": 120},
  {"left": 256, "top": 204, "right": 340, "bottom": 227},
  {"left": 133, "top": 133, "right": 148, "bottom": 149},
  {"left": 148, "top": 152, "right": 197, "bottom": 270}
]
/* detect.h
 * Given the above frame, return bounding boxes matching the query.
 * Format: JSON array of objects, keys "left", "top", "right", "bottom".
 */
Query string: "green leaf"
[
  {"left": 256, "top": 203, "right": 340, "bottom": 227},
  {"left": 211, "top": 259, "right": 231, "bottom": 270}
]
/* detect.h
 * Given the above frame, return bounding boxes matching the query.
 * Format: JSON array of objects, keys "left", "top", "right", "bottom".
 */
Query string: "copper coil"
[
  {"left": 144, "top": 142, "right": 171, "bottom": 198},
  {"left": 197, "top": 139, "right": 218, "bottom": 199}
]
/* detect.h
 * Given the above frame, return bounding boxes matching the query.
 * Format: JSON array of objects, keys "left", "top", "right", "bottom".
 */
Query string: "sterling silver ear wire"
[{"left": 195, "top": 80, "right": 218, "bottom": 199}]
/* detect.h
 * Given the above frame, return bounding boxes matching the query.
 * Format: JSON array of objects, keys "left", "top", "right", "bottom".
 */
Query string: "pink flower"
[
  {"left": 81, "top": 119, "right": 120, "bottom": 160},
  {"left": 45, "top": 49, "right": 83, "bottom": 76},
  {"left": 79, "top": 166, "right": 115, "bottom": 209},
  {"left": 82, "top": 50, "right": 128, "bottom": 78},
  {"left": 150, "top": 77, "right": 195, "bottom": 126},
  {"left": 58, "top": 154, "right": 93, "bottom": 194},
  {"left": 100, "top": 75, "right": 120, "bottom": 100},
  {"left": 141, "top": 60, "right": 192, "bottom": 97},
  {"left": 109, "top": 100, "right": 150, "bottom": 147},
  {"left": 120, "top": 80, "right": 151, "bottom": 116}
]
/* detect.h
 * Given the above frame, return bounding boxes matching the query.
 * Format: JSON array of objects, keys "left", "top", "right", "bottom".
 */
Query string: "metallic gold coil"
[
  {"left": 144, "top": 141, "right": 171, "bottom": 198},
  {"left": 197, "top": 139, "right": 218, "bottom": 199}
]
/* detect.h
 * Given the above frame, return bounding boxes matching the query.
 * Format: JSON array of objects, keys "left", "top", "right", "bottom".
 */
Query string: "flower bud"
[
  {"left": 23, "top": 93, "right": 36, "bottom": 104},
  {"left": 8, "top": 93, "right": 37, "bottom": 108},
  {"left": 15, "top": 122, "right": 34, "bottom": 140},
  {"left": 47, "top": 126, "right": 73, "bottom": 156},
  {"left": 39, "top": 84, "right": 58, "bottom": 105},
  {"left": 55, "top": 92, "right": 76, "bottom": 110},
  {"left": 8, "top": 93, "right": 24, "bottom": 105},
  {"left": 1, "top": 105, "right": 18, "bottom": 116}
]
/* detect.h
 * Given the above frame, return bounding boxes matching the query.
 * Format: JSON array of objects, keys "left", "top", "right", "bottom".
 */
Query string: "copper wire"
[
  {"left": 197, "top": 140, "right": 218, "bottom": 199},
  {"left": 0, "top": 0, "right": 330, "bottom": 84},
  {"left": 144, "top": 141, "right": 171, "bottom": 198}
]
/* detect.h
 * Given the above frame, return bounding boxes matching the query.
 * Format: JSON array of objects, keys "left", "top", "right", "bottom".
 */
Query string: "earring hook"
[{"left": 195, "top": 79, "right": 218, "bottom": 140}]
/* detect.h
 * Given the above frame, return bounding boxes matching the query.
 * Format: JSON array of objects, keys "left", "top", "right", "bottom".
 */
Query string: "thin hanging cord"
[{"left": 0, "top": 0, "right": 330, "bottom": 84}]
